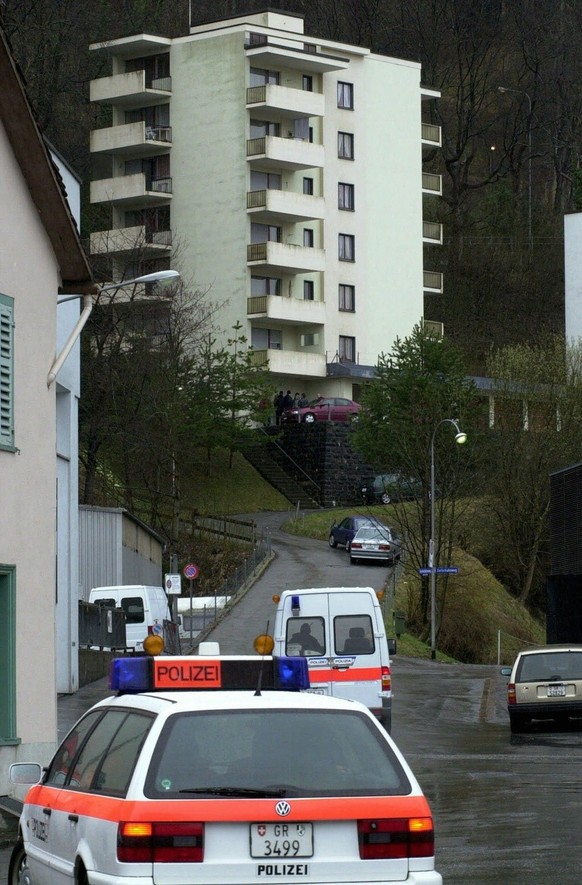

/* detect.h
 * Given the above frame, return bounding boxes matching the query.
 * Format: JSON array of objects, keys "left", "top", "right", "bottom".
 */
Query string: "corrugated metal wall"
[{"left": 79, "top": 506, "right": 163, "bottom": 599}]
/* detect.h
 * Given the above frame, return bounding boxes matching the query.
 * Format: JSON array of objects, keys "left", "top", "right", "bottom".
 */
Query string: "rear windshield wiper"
[{"left": 178, "top": 786, "right": 287, "bottom": 797}]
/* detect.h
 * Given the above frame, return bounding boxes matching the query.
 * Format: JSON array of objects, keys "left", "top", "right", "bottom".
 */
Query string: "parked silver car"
[{"left": 349, "top": 525, "right": 402, "bottom": 565}]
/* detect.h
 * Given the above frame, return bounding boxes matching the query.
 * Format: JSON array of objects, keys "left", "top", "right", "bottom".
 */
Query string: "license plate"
[
  {"left": 305, "top": 687, "right": 325, "bottom": 694},
  {"left": 250, "top": 823, "right": 313, "bottom": 858},
  {"left": 547, "top": 684, "right": 566, "bottom": 697}
]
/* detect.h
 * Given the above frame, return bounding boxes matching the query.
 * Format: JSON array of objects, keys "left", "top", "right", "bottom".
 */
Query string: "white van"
[
  {"left": 88, "top": 584, "right": 171, "bottom": 652},
  {"left": 272, "top": 586, "right": 395, "bottom": 732}
]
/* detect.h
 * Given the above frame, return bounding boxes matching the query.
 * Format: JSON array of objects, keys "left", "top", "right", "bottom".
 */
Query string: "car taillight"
[
  {"left": 118, "top": 821, "right": 204, "bottom": 863},
  {"left": 507, "top": 682, "right": 516, "bottom": 705},
  {"left": 378, "top": 544, "right": 391, "bottom": 551},
  {"left": 351, "top": 542, "right": 363, "bottom": 549},
  {"left": 381, "top": 665, "right": 391, "bottom": 691},
  {"left": 358, "top": 817, "right": 434, "bottom": 859}
]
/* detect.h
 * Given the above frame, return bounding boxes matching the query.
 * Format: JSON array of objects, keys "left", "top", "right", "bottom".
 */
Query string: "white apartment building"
[{"left": 89, "top": 8, "right": 442, "bottom": 400}]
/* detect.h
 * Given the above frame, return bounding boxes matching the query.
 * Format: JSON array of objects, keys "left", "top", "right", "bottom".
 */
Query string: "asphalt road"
[{"left": 3, "top": 509, "right": 581, "bottom": 882}]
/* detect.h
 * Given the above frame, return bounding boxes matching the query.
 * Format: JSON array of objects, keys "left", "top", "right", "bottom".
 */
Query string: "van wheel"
[{"left": 8, "top": 840, "right": 30, "bottom": 885}]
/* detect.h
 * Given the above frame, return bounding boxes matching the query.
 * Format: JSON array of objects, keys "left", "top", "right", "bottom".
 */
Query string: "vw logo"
[{"left": 275, "top": 800, "right": 291, "bottom": 816}]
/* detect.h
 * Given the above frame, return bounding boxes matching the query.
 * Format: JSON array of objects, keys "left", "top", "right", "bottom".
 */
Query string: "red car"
[{"left": 281, "top": 396, "right": 361, "bottom": 424}]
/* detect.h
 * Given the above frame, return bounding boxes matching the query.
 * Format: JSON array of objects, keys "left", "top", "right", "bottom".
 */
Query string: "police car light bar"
[{"left": 109, "top": 655, "right": 310, "bottom": 694}]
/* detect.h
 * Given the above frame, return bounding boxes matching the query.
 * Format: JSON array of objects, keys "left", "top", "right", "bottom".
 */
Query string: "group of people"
[{"left": 273, "top": 390, "right": 309, "bottom": 424}]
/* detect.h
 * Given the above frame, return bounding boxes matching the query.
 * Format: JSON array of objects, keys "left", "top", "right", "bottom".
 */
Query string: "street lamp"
[
  {"left": 47, "top": 270, "right": 180, "bottom": 386},
  {"left": 498, "top": 86, "right": 533, "bottom": 249},
  {"left": 429, "top": 418, "right": 467, "bottom": 660}
]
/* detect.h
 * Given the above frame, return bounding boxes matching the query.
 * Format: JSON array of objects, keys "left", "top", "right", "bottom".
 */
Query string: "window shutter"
[{"left": 0, "top": 296, "right": 14, "bottom": 448}]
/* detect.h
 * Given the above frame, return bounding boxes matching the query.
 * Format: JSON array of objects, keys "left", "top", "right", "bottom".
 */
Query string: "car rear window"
[
  {"left": 144, "top": 709, "right": 410, "bottom": 799},
  {"left": 517, "top": 651, "right": 582, "bottom": 682}
]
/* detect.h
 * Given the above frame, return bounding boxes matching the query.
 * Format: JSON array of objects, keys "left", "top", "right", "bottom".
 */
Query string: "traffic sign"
[
  {"left": 165, "top": 573, "right": 182, "bottom": 595},
  {"left": 183, "top": 562, "right": 200, "bottom": 580},
  {"left": 418, "top": 566, "right": 459, "bottom": 576}
]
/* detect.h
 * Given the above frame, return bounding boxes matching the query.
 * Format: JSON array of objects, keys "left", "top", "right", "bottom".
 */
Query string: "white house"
[{"left": 0, "top": 24, "right": 93, "bottom": 791}]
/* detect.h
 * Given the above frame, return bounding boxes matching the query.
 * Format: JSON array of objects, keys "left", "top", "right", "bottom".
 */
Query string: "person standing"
[{"left": 274, "top": 390, "right": 285, "bottom": 425}]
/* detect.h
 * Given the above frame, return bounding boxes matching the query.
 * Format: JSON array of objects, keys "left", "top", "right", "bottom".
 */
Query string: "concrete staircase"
[{"left": 243, "top": 438, "right": 321, "bottom": 510}]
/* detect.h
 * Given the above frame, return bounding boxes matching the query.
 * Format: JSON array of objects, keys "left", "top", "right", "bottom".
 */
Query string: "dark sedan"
[{"left": 329, "top": 515, "right": 390, "bottom": 551}]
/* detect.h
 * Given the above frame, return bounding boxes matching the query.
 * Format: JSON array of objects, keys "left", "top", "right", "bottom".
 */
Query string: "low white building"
[{"left": 0, "top": 25, "right": 92, "bottom": 791}]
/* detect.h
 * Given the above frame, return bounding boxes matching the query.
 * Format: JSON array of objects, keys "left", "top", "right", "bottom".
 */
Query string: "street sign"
[
  {"left": 165, "top": 573, "right": 182, "bottom": 595},
  {"left": 183, "top": 562, "right": 200, "bottom": 580},
  {"left": 418, "top": 566, "right": 459, "bottom": 576}
]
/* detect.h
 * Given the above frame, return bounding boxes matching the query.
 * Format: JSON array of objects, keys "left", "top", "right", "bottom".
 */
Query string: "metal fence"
[{"left": 78, "top": 601, "right": 128, "bottom": 650}]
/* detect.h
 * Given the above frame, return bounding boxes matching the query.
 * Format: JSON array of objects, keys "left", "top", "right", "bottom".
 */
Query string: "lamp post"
[
  {"left": 47, "top": 269, "right": 180, "bottom": 386},
  {"left": 498, "top": 86, "right": 532, "bottom": 250},
  {"left": 429, "top": 418, "right": 467, "bottom": 660}
]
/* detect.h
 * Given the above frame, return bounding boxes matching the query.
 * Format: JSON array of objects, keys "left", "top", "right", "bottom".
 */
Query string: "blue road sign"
[
  {"left": 418, "top": 568, "right": 432, "bottom": 576},
  {"left": 418, "top": 566, "right": 459, "bottom": 576}
]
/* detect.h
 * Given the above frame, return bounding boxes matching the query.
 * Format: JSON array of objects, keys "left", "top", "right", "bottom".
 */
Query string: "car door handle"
[
  {"left": 68, "top": 814, "right": 79, "bottom": 824},
  {"left": 42, "top": 808, "right": 52, "bottom": 817}
]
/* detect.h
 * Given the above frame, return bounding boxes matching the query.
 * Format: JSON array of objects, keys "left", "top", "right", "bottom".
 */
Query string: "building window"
[
  {"left": 252, "top": 276, "right": 281, "bottom": 296},
  {"left": 304, "top": 280, "right": 315, "bottom": 301},
  {"left": 339, "top": 335, "right": 356, "bottom": 362},
  {"left": 248, "top": 32, "right": 268, "bottom": 46},
  {"left": 301, "top": 333, "right": 317, "bottom": 346},
  {"left": 339, "top": 284, "right": 355, "bottom": 312},
  {"left": 302, "top": 74, "right": 313, "bottom": 92},
  {"left": 250, "top": 171, "right": 281, "bottom": 190},
  {"left": 338, "top": 234, "right": 355, "bottom": 262},
  {"left": 252, "top": 328, "right": 282, "bottom": 350},
  {"left": 250, "top": 67, "right": 279, "bottom": 86},
  {"left": 0, "top": 566, "right": 16, "bottom": 742},
  {"left": 338, "top": 183, "right": 355, "bottom": 211},
  {"left": 309, "top": 126, "right": 314, "bottom": 143},
  {"left": 337, "top": 82, "right": 354, "bottom": 109},
  {"left": 251, "top": 223, "right": 281, "bottom": 243},
  {"left": 0, "top": 294, "right": 14, "bottom": 450},
  {"left": 303, "top": 229, "right": 314, "bottom": 248},
  {"left": 338, "top": 131, "right": 354, "bottom": 159},
  {"left": 250, "top": 119, "right": 280, "bottom": 138},
  {"left": 303, "top": 177, "right": 314, "bottom": 195}
]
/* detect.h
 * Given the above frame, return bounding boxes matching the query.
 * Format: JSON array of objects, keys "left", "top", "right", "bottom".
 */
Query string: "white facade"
[
  {"left": 89, "top": 10, "right": 440, "bottom": 399},
  {"left": 565, "top": 212, "right": 582, "bottom": 343}
]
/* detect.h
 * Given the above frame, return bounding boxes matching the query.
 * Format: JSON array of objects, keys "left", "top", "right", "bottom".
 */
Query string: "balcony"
[
  {"left": 422, "top": 172, "right": 442, "bottom": 196},
  {"left": 250, "top": 347, "right": 327, "bottom": 378},
  {"left": 90, "top": 173, "right": 172, "bottom": 208},
  {"left": 90, "top": 71, "right": 172, "bottom": 108},
  {"left": 247, "top": 294, "right": 326, "bottom": 326},
  {"left": 246, "top": 40, "right": 349, "bottom": 75},
  {"left": 247, "top": 189, "right": 325, "bottom": 223},
  {"left": 423, "top": 270, "right": 444, "bottom": 293},
  {"left": 89, "top": 225, "right": 172, "bottom": 257},
  {"left": 247, "top": 241, "right": 325, "bottom": 274},
  {"left": 423, "top": 221, "right": 443, "bottom": 244},
  {"left": 422, "top": 122, "right": 442, "bottom": 148},
  {"left": 247, "top": 135, "right": 324, "bottom": 171},
  {"left": 90, "top": 122, "right": 172, "bottom": 158},
  {"left": 246, "top": 84, "right": 324, "bottom": 120}
]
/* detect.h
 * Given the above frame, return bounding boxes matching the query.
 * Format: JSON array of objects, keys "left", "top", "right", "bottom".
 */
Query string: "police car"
[{"left": 9, "top": 643, "right": 442, "bottom": 885}]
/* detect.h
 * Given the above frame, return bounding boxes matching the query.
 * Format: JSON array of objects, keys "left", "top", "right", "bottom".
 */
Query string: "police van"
[
  {"left": 9, "top": 641, "right": 441, "bottom": 885},
  {"left": 269, "top": 586, "right": 395, "bottom": 732}
]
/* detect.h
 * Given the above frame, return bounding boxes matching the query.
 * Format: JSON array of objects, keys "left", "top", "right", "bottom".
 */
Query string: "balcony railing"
[
  {"left": 145, "top": 126, "right": 172, "bottom": 142},
  {"left": 423, "top": 221, "right": 443, "bottom": 244},
  {"left": 423, "top": 270, "right": 443, "bottom": 292},
  {"left": 422, "top": 122, "right": 442, "bottom": 146},
  {"left": 150, "top": 177, "right": 172, "bottom": 193},
  {"left": 422, "top": 172, "right": 442, "bottom": 195}
]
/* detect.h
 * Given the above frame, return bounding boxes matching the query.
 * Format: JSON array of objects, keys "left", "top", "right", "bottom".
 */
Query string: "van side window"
[
  {"left": 120, "top": 596, "right": 145, "bottom": 624},
  {"left": 335, "top": 615, "right": 374, "bottom": 655},
  {"left": 285, "top": 617, "right": 326, "bottom": 656}
]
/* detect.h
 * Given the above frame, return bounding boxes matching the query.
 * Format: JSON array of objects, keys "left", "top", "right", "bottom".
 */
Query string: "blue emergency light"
[
  {"left": 291, "top": 594, "right": 301, "bottom": 615},
  {"left": 109, "top": 655, "right": 309, "bottom": 694}
]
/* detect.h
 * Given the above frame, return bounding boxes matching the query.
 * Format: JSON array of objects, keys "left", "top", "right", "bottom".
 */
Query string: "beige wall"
[{"left": 0, "top": 120, "right": 59, "bottom": 787}]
